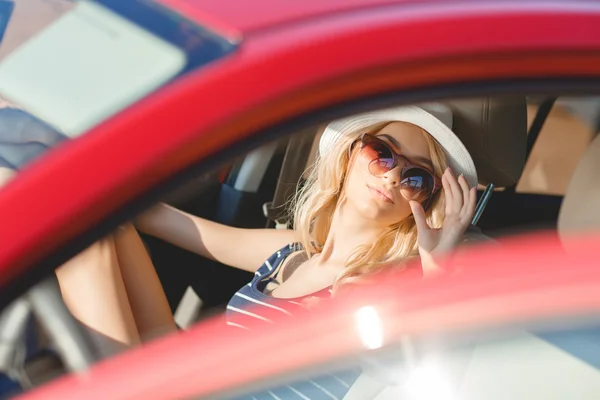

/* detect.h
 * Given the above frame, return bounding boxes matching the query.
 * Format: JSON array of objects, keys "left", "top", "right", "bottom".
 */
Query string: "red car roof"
[{"left": 157, "top": 0, "right": 406, "bottom": 34}]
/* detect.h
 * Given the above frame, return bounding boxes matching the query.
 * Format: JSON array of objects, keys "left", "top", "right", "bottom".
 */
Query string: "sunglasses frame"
[{"left": 351, "top": 133, "right": 442, "bottom": 205}]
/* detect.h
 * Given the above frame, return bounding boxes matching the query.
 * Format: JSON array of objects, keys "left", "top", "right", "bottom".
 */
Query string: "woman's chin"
[
  {"left": 351, "top": 200, "right": 394, "bottom": 220},
  {"left": 353, "top": 199, "right": 412, "bottom": 224}
]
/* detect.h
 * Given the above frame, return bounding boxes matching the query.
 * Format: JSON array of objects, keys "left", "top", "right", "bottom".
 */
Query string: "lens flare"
[{"left": 354, "top": 306, "right": 384, "bottom": 350}]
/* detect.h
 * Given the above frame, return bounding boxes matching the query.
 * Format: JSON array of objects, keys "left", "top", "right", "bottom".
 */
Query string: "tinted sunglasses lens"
[
  {"left": 400, "top": 167, "right": 435, "bottom": 201},
  {"left": 362, "top": 141, "right": 395, "bottom": 176}
]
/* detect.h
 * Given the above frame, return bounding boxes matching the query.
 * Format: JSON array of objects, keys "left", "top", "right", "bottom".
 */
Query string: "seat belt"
[{"left": 264, "top": 128, "right": 318, "bottom": 229}]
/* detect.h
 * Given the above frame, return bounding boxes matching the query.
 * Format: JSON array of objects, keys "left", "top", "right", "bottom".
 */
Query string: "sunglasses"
[{"left": 352, "top": 133, "right": 442, "bottom": 205}]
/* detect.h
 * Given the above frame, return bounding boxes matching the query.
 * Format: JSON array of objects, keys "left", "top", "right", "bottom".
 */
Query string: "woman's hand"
[{"left": 410, "top": 167, "right": 477, "bottom": 277}]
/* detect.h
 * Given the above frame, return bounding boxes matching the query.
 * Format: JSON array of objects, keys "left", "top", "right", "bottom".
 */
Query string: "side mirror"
[{"left": 0, "top": 1, "right": 13, "bottom": 46}]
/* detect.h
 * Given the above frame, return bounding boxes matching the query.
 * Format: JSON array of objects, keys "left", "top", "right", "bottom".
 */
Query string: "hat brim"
[{"left": 319, "top": 105, "right": 478, "bottom": 188}]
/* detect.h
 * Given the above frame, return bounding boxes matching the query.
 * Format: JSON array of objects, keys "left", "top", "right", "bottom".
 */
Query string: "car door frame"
[{"left": 2, "top": 1, "right": 600, "bottom": 305}]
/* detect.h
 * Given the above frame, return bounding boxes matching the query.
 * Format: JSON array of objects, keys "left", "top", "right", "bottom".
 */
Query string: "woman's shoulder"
[{"left": 255, "top": 242, "right": 304, "bottom": 275}]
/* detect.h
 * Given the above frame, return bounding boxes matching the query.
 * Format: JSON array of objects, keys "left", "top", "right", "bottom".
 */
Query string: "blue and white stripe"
[{"left": 226, "top": 244, "right": 360, "bottom": 399}]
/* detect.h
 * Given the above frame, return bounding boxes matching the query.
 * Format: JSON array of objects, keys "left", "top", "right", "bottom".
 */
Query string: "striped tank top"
[
  {"left": 226, "top": 243, "right": 333, "bottom": 330},
  {"left": 227, "top": 244, "right": 362, "bottom": 399}
]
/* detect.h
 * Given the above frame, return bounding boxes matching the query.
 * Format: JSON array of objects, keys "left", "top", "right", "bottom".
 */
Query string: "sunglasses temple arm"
[{"left": 471, "top": 183, "right": 494, "bottom": 226}]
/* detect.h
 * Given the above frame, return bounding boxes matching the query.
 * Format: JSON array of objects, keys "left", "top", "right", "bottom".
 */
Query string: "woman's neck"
[{"left": 316, "top": 203, "right": 385, "bottom": 268}]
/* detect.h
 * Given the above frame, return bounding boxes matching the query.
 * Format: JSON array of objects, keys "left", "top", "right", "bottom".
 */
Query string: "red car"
[{"left": 0, "top": 0, "right": 599, "bottom": 399}]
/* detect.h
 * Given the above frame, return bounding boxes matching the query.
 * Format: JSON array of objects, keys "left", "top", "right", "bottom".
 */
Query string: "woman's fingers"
[
  {"left": 458, "top": 174, "right": 470, "bottom": 201},
  {"left": 459, "top": 186, "right": 477, "bottom": 222},
  {"left": 410, "top": 200, "right": 430, "bottom": 236},
  {"left": 441, "top": 173, "right": 453, "bottom": 215},
  {"left": 444, "top": 168, "right": 463, "bottom": 214},
  {"left": 457, "top": 174, "right": 473, "bottom": 218},
  {"left": 466, "top": 187, "right": 477, "bottom": 221}
]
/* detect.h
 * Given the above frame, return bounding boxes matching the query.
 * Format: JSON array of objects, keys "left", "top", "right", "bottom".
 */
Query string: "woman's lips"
[{"left": 367, "top": 185, "right": 394, "bottom": 203}]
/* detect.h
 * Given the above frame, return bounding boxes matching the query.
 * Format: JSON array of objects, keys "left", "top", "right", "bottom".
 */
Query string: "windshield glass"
[
  {"left": 229, "top": 319, "right": 600, "bottom": 400},
  {"left": 0, "top": 0, "right": 233, "bottom": 141}
]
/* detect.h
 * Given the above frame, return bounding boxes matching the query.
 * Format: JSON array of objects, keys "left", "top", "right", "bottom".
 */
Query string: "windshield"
[
  {"left": 0, "top": 0, "right": 233, "bottom": 141},
  {"left": 230, "top": 319, "right": 600, "bottom": 400}
]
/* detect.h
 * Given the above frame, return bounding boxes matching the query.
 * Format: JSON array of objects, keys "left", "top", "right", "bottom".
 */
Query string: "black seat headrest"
[{"left": 445, "top": 97, "right": 528, "bottom": 187}]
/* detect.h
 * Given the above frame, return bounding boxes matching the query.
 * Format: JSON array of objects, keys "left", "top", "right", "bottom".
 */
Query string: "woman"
[{"left": 55, "top": 104, "right": 478, "bottom": 353}]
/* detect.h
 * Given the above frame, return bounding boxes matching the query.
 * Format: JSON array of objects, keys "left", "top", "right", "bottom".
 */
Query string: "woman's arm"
[{"left": 135, "top": 203, "right": 297, "bottom": 272}]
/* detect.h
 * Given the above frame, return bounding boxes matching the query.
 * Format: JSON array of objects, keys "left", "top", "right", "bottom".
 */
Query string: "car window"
[
  {"left": 0, "top": 70, "right": 597, "bottom": 399},
  {"left": 0, "top": 0, "right": 234, "bottom": 169},
  {"left": 516, "top": 98, "right": 598, "bottom": 196},
  {"left": 227, "top": 321, "right": 600, "bottom": 400},
  {"left": 0, "top": 1, "right": 186, "bottom": 136}
]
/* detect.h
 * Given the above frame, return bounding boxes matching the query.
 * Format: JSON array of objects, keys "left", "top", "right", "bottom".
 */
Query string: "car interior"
[
  {"left": 339, "top": 126, "right": 600, "bottom": 399},
  {"left": 159, "top": 96, "right": 594, "bottom": 324},
  {"left": 0, "top": 93, "right": 598, "bottom": 397},
  {"left": 236, "top": 118, "right": 600, "bottom": 400}
]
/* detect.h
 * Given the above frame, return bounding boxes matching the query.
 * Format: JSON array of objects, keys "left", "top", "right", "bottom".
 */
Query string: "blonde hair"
[{"left": 291, "top": 121, "right": 449, "bottom": 291}]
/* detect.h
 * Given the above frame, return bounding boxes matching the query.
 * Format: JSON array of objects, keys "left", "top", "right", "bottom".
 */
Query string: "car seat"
[{"left": 557, "top": 133, "right": 600, "bottom": 236}]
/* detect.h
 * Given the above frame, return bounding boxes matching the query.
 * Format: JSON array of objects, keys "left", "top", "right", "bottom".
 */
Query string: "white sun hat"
[{"left": 318, "top": 104, "right": 478, "bottom": 187}]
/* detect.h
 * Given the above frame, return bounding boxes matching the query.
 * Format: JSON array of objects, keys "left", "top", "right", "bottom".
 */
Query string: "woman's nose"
[{"left": 382, "top": 166, "right": 402, "bottom": 186}]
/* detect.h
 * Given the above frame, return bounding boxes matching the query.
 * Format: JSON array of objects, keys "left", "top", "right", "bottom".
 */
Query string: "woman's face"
[{"left": 342, "top": 122, "right": 434, "bottom": 227}]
